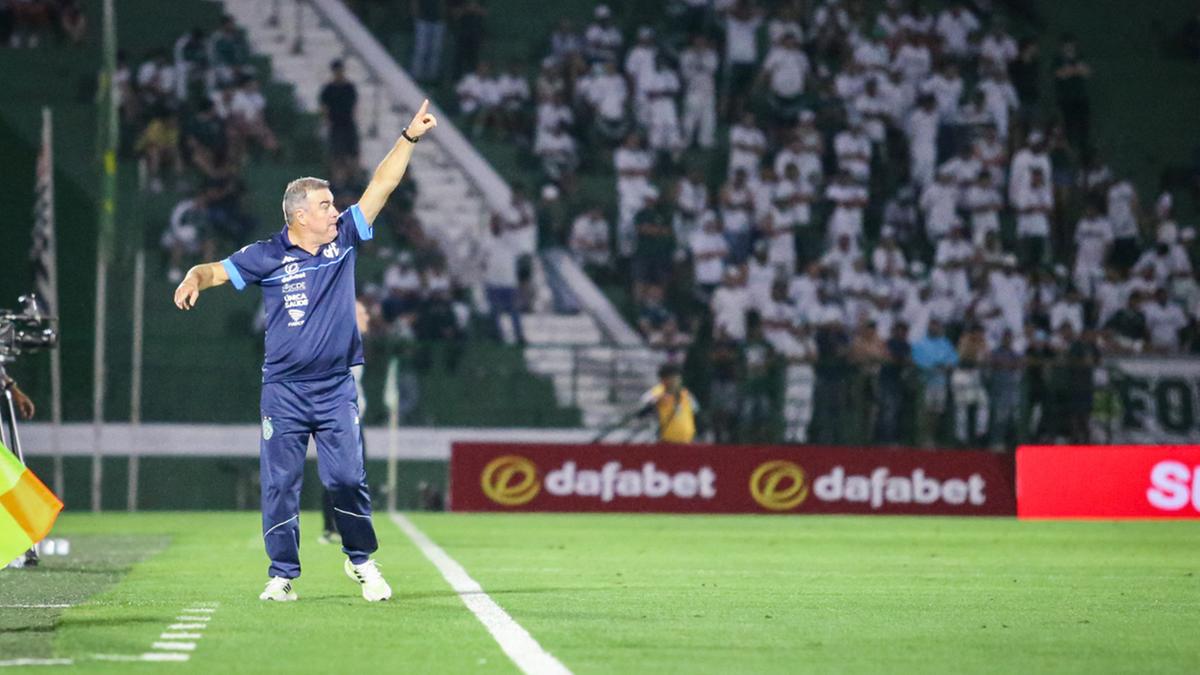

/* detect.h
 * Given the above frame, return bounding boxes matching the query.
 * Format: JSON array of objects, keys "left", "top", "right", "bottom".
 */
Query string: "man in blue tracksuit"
[{"left": 172, "top": 100, "right": 438, "bottom": 602}]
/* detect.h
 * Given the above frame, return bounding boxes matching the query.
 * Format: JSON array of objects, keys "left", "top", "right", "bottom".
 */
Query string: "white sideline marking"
[
  {"left": 92, "top": 653, "right": 190, "bottom": 662},
  {"left": 0, "top": 604, "right": 71, "bottom": 609},
  {"left": 390, "top": 513, "right": 572, "bottom": 675},
  {"left": 0, "top": 603, "right": 218, "bottom": 667},
  {"left": 151, "top": 642, "right": 196, "bottom": 652}
]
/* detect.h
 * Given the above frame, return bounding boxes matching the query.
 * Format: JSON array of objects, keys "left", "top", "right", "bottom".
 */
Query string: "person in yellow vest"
[{"left": 638, "top": 364, "right": 699, "bottom": 443}]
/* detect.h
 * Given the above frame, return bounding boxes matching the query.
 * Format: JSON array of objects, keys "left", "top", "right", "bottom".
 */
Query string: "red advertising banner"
[
  {"left": 450, "top": 443, "right": 1015, "bottom": 516},
  {"left": 1017, "top": 445, "right": 1200, "bottom": 519}
]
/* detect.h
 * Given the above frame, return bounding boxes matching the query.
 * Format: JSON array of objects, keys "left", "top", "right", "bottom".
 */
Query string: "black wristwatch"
[{"left": 401, "top": 127, "right": 420, "bottom": 143}]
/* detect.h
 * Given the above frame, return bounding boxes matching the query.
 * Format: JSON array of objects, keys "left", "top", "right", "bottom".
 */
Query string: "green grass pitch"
[{"left": 1, "top": 512, "right": 1197, "bottom": 673}]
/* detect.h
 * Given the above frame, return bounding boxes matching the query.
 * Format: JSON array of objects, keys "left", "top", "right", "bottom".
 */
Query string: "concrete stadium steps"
[
  {"left": 220, "top": 0, "right": 487, "bottom": 283},
  {"left": 521, "top": 321, "right": 663, "bottom": 427}
]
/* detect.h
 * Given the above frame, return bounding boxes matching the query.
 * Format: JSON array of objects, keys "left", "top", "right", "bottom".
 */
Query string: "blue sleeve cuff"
[
  {"left": 222, "top": 258, "right": 247, "bottom": 291},
  {"left": 351, "top": 203, "right": 372, "bottom": 241}
]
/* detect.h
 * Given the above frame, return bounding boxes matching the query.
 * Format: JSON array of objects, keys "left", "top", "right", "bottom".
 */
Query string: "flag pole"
[
  {"left": 37, "top": 106, "right": 64, "bottom": 499},
  {"left": 91, "top": 0, "right": 118, "bottom": 512}
]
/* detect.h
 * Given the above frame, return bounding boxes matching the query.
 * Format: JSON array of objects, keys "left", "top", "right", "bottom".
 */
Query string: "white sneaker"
[
  {"left": 344, "top": 559, "right": 392, "bottom": 601},
  {"left": 259, "top": 576, "right": 298, "bottom": 601}
]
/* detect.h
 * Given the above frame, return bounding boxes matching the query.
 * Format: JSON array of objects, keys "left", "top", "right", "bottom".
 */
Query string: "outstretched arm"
[
  {"left": 357, "top": 99, "right": 438, "bottom": 224},
  {"left": 173, "top": 261, "right": 230, "bottom": 310}
]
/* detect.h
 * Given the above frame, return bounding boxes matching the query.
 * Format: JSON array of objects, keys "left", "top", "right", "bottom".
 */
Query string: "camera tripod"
[{"left": 0, "top": 363, "right": 38, "bottom": 567}]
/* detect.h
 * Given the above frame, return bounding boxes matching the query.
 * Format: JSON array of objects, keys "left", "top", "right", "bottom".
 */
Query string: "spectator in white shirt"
[
  {"left": 712, "top": 265, "right": 752, "bottom": 341},
  {"left": 584, "top": 5, "right": 622, "bottom": 64},
  {"left": 690, "top": 211, "right": 730, "bottom": 296},
  {"left": 535, "top": 93, "right": 573, "bottom": 136},
  {"left": 496, "top": 62, "right": 532, "bottom": 130},
  {"left": 624, "top": 27, "right": 658, "bottom": 106},
  {"left": 963, "top": 171, "right": 1002, "bottom": 246},
  {"left": 1013, "top": 167, "right": 1054, "bottom": 268},
  {"left": 584, "top": 60, "right": 629, "bottom": 142},
  {"left": 614, "top": 133, "right": 654, "bottom": 255},
  {"left": 720, "top": 168, "right": 757, "bottom": 262},
  {"left": 1106, "top": 177, "right": 1141, "bottom": 271},
  {"left": 872, "top": 226, "right": 907, "bottom": 277},
  {"left": 680, "top": 34, "right": 719, "bottom": 149},
  {"left": 853, "top": 77, "right": 891, "bottom": 145},
  {"left": 892, "top": 30, "right": 932, "bottom": 84},
  {"left": 1142, "top": 287, "right": 1189, "bottom": 353},
  {"left": 1008, "top": 130, "right": 1052, "bottom": 205},
  {"left": 1050, "top": 285, "right": 1085, "bottom": 335},
  {"left": 569, "top": 206, "right": 611, "bottom": 272},
  {"left": 227, "top": 76, "right": 278, "bottom": 154},
  {"left": 906, "top": 94, "right": 940, "bottom": 187},
  {"left": 548, "top": 18, "right": 583, "bottom": 61},
  {"left": 534, "top": 122, "right": 578, "bottom": 184},
  {"left": 900, "top": 5, "right": 936, "bottom": 37},
  {"left": 935, "top": 5, "right": 980, "bottom": 59},
  {"left": 642, "top": 54, "right": 683, "bottom": 158},
  {"left": 728, "top": 111, "right": 767, "bottom": 178},
  {"left": 826, "top": 171, "right": 869, "bottom": 243},
  {"left": 834, "top": 117, "right": 872, "bottom": 183},
  {"left": 483, "top": 221, "right": 525, "bottom": 344},
  {"left": 979, "top": 22, "right": 1018, "bottom": 72},
  {"left": 722, "top": 0, "right": 764, "bottom": 116},
  {"left": 973, "top": 123, "right": 1008, "bottom": 186},
  {"left": 457, "top": 61, "right": 501, "bottom": 136},
  {"left": 919, "top": 62, "right": 964, "bottom": 121},
  {"left": 759, "top": 32, "right": 810, "bottom": 125},
  {"left": 1072, "top": 202, "right": 1114, "bottom": 297},
  {"left": 766, "top": 2, "right": 804, "bottom": 45},
  {"left": 774, "top": 122, "right": 823, "bottom": 191},
  {"left": 920, "top": 167, "right": 962, "bottom": 241},
  {"left": 672, "top": 167, "right": 709, "bottom": 242},
  {"left": 978, "top": 66, "right": 1020, "bottom": 140}
]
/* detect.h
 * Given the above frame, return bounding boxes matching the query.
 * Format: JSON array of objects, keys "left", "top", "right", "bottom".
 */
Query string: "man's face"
[
  {"left": 298, "top": 188, "right": 339, "bottom": 245},
  {"left": 663, "top": 374, "right": 683, "bottom": 392}
]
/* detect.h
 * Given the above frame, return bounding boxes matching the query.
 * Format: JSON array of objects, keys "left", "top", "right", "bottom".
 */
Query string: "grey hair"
[{"left": 281, "top": 177, "right": 330, "bottom": 225}]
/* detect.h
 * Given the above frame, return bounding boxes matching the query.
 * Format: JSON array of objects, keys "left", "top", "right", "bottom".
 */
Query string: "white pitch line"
[
  {"left": 167, "top": 623, "right": 207, "bottom": 630},
  {"left": 160, "top": 632, "right": 203, "bottom": 640},
  {"left": 92, "top": 653, "right": 190, "bottom": 663},
  {"left": 390, "top": 513, "right": 572, "bottom": 675},
  {"left": 175, "top": 616, "right": 211, "bottom": 622},
  {"left": 0, "top": 659, "right": 74, "bottom": 667},
  {"left": 0, "top": 604, "right": 72, "bottom": 609},
  {"left": 181, "top": 608, "right": 216, "bottom": 613},
  {"left": 151, "top": 642, "right": 196, "bottom": 652}
]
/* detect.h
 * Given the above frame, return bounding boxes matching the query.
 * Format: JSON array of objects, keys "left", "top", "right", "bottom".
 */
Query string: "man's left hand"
[
  {"left": 405, "top": 99, "right": 438, "bottom": 139},
  {"left": 11, "top": 384, "right": 34, "bottom": 420}
]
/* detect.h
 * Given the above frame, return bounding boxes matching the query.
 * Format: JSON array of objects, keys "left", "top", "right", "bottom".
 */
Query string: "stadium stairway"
[
  {"left": 219, "top": 0, "right": 490, "bottom": 280},
  {"left": 221, "top": 0, "right": 660, "bottom": 431}
]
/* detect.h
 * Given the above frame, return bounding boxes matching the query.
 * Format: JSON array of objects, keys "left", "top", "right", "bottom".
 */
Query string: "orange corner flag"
[{"left": 0, "top": 440, "right": 63, "bottom": 564}]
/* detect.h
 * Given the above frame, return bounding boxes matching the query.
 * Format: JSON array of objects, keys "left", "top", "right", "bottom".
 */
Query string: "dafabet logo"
[
  {"left": 480, "top": 455, "right": 541, "bottom": 506},
  {"left": 750, "top": 460, "right": 809, "bottom": 511}
]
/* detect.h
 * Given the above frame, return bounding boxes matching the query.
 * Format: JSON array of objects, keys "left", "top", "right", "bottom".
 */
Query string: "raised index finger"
[{"left": 417, "top": 98, "right": 429, "bottom": 118}]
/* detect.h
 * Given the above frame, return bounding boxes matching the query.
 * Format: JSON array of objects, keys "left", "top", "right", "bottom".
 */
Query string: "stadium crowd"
[
  {"left": 444, "top": 0, "right": 1199, "bottom": 448},
  {"left": 108, "top": 14, "right": 278, "bottom": 283},
  {"left": 0, "top": 0, "right": 85, "bottom": 47}
]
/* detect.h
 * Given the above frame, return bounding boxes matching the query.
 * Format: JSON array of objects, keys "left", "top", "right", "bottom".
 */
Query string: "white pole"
[
  {"left": 41, "top": 106, "right": 64, "bottom": 499},
  {"left": 127, "top": 249, "right": 145, "bottom": 511},
  {"left": 91, "top": 257, "right": 106, "bottom": 513},
  {"left": 384, "top": 357, "right": 399, "bottom": 512},
  {"left": 91, "top": 0, "right": 117, "bottom": 513}
]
